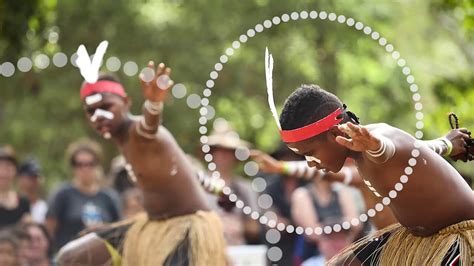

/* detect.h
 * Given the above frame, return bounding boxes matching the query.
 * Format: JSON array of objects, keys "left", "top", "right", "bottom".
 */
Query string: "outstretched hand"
[
  {"left": 446, "top": 128, "right": 474, "bottom": 162},
  {"left": 139, "top": 61, "right": 174, "bottom": 102},
  {"left": 335, "top": 122, "right": 381, "bottom": 152}
]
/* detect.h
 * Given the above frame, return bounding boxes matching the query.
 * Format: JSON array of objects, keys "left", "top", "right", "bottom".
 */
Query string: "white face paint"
[
  {"left": 85, "top": 93, "right": 103, "bottom": 105},
  {"left": 90, "top": 109, "right": 114, "bottom": 122},
  {"left": 305, "top": 155, "right": 322, "bottom": 165},
  {"left": 289, "top": 147, "right": 300, "bottom": 153},
  {"left": 103, "top": 132, "right": 111, "bottom": 139}
]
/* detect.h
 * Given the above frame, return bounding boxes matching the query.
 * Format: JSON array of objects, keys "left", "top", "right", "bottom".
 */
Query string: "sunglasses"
[{"left": 72, "top": 161, "right": 98, "bottom": 168}]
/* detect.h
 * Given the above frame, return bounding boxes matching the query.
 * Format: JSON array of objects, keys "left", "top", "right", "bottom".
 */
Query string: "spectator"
[
  {"left": 17, "top": 160, "right": 48, "bottom": 224},
  {"left": 21, "top": 223, "right": 52, "bottom": 266},
  {"left": 0, "top": 229, "right": 20, "bottom": 266},
  {"left": 206, "top": 119, "right": 261, "bottom": 245},
  {"left": 0, "top": 145, "right": 30, "bottom": 229},
  {"left": 45, "top": 139, "right": 121, "bottom": 251}
]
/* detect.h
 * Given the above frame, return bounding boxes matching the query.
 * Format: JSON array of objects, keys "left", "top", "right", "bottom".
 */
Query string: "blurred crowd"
[{"left": 0, "top": 119, "right": 471, "bottom": 266}]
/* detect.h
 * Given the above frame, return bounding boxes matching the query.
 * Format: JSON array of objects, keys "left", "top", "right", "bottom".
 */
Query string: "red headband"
[
  {"left": 80, "top": 80, "right": 127, "bottom": 100},
  {"left": 280, "top": 108, "right": 343, "bottom": 143}
]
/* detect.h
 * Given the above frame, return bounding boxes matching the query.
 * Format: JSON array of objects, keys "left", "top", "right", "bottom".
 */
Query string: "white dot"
[
  {"left": 407, "top": 75, "right": 415, "bottom": 84},
  {"left": 203, "top": 149, "right": 212, "bottom": 158},
  {"left": 199, "top": 126, "right": 207, "bottom": 134},
  {"left": 235, "top": 147, "right": 250, "bottom": 161},
  {"left": 140, "top": 67, "right": 155, "bottom": 83},
  {"left": 305, "top": 227, "right": 313, "bottom": 235},
  {"left": 232, "top": 41, "right": 241, "bottom": 49},
  {"left": 70, "top": 53, "right": 79, "bottom": 67},
  {"left": 342, "top": 222, "right": 350, "bottom": 230},
  {"left": 272, "top": 16, "right": 281, "bottom": 25},
  {"left": 243, "top": 206, "right": 251, "bottom": 215},
  {"left": 375, "top": 203, "right": 384, "bottom": 212},
  {"left": 199, "top": 116, "right": 207, "bottom": 125},
  {"left": 333, "top": 224, "right": 342, "bottom": 232},
  {"left": 267, "top": 247, "right": 282, "bottom": 262},
  {"left": 106, "top": 57, "right": 121, "bottom": 72},
  {"left": 258, "top": 194, "right": 273, "bottom": 209},
  {"left": 412, "top": 93, "right": 421, "bottom": 102},
  {"left": 319, "top": 11, "right": 328, "bottom": 20},
  {"left": 385, "top": 44, "right": 394, "bottom": 52},
  {"left": 411, "top": 149, "right": 420, "bottom": 158},
  {"left": 328, "top": 13, "right": 337, "bottom": 21},
  {"left": 392, "top": 51, "right": 400, "bottom": 59},
  {"left": 277, "top": 223, "right": 285, "bottom": 231},
  {"left": 404, "top": 167, "right": 413, "bottom": 175},
  {"left": 371, "top": 31, "right": 380, "bottom": 40},
  {"left": 290, "top": 12, "right": 299, "bottom": 20},
  {"left": 235, "top": 200, "right": 244, "bottom": 209},
  {"left": 337, "top": 15, "right": 346, "bottom": 23},
  {"left": 295, "top": 226, "right": 304, "bottom": 235},
  {"left": 229, "top": 194, "right": 238, "bottom": 202},
  {"left": 324, "top": 226, "right": 332, "bottom": 234},
  {"left": 203, "top": 89, "right": 211, "bottom": 97},
  {"left": 368, "top": 209, "right": 376, "bottom": 217},
  {"left": 52, "top": 53, "right": 68, "bottom": 68},
  {"left": 400, "top": 175, "right": 409, "bottom": 184},
  {"left": 17, "top": 57, "right": 32, "bottom": 72},
  {"left": 360, "top": 214, "right": 368, "bottom": 222},
  {"left": 416, "top": 121, "right": 424, "bottom": 129},
  {"left": 309, "top": 11, "right": 318, "bottom": 19},
  {"left": 123, "top": 61, "right": 138, "bottom": 76},
  {"left": 355, "top": 22, "right": 364, "bottom": 30},
  {"left": 225, "top": 48, "right": 234, "bottom": 56},
  {"left": 389, "top": 190, "right": 397, "bottom": 199},
  {"left": 255, "top": 24, "right": 264, "bottom": 33},
  {"left": 251, "top": 211, "right": 260, "bottom": 220},
  {"left": 244, "top": 161, "right": 259, "bottom": 176},
  {"left": 222, "top": 187, "right": 231, "bottom": 195},
  {"left": 268, "top": 219, "right": 276, "bottom": 228},
  {"left": 208, "top": 162, "right": 216, "bottom": 171},
  {"left": 395, "top": 183, "right": 403, "bottom": 191},
  {"left": 239, "top": 35, "right": 248, "bottom": 43},
  {"left": 315, "top": 227, "right": 323, "bottom": 235},
  {"left": 382, "top": 197, "right": 391, "bottom": 205},
  {"left": 34, "top": 54, "right": 50, "bottom": 69},
  {"left": 414, "top": 141, "right": 422, "bottom": 148},
  {"left": 214, "top": 63, "right": 223, "bottom": 71},
  {"left": 403, "top": 67, "right": 411, "bottom": 75},
  {"left": 408, "top": 158, "right": 417, "bottom": 167},
  {"left": 300, "top": 11, "right": 309, "bottom": 19},
  {"left": 363, "top": 26, "right": 372, "bottom": 35},
  {"left": 1, "top": 62, "right": 15, "bottom": 77},
  {"left": 220, "top": 55, "right": 228, "bottom": 63},
  {"left": 266, "top": 229, "right": 281, "bottom": 244},
  {"left": 252, "top": 177, "right": 267, "bottom": 193},
  {"left": 397, "top": 58, "right": 406, "bottom": 67},
  {"left": 206, "top": 80, "right": 215, "bottom": 89},
  {"left": 281, "top": 14, "right": 290, "bottom": 22},
  {"left": 379, "top": 37, "right": 387, "bottom": 46},
  {"left": 286, "top": 225, "right": 294, "bottom": 233},
  {"left": 351, "top": 218, "right": 360, "bottom": 226},
  {"left": 346, "top": 18, "right": 355, "bottom": 26},
  {"left": 263, "top": 20, "right": 272, "bottom": 28},
  {"left": 202, "top": 144, "right": 210, "bottom": 153},
  {"left": 415, "top": 102, "right": 423, "bottom": 110},
  {"left": 247, "top": 29, "right": 255, "bottom": 37},
  {"left": 209, "top": 71, "right": 218, "bottom": 80},
  {"left": 416, "top": 112, "right": 424, "bottom": 120},
  {"left": 170, "top": 83, "right": 186, "bottom": 99},
  {"left": 186, "top": 94, "right": 201, "bottom": 109}
]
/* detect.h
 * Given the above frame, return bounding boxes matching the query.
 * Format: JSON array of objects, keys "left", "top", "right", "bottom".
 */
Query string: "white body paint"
[
  {"left": 304, "top": 155, "right": 322, "bottom": 165},
  {"left": 85, "top": 94, "right": 103, "bottom": 106},
  {"left": 76, "top": 40, "right": 109, "bottom": 83},
  {"left": 90, "top": 109, "right": 114, "bottom": 122}
]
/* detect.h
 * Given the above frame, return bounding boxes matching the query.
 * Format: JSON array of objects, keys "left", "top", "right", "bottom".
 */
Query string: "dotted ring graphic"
[
  {"left": 0, "top": 9, "right": 424, "bottom": 247},
  {"left": 196, "top": 9, "right": 424, "bottom": 241}
]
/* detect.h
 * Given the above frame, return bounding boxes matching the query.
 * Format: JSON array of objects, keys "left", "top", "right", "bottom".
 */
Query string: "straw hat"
[
  {"left": 0, "top": 145, "right": 18, "bottom": 166},
  {"left": 207, "top": 118, "right": 251, "bottom": 150}
]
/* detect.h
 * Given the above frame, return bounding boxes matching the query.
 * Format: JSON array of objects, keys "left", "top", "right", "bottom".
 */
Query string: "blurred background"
[{"left": 1, "top": 0, "right": 473, "bottom": 189}]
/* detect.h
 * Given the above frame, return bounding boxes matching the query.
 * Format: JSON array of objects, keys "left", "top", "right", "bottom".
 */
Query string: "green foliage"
[{"left": 1, "top": 0, "right": 473, "bottom": 190}]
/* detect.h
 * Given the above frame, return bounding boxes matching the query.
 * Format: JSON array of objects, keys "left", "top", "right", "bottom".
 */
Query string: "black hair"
[
  {"left": 97, "top": 73, "right": 121, "bottom": 83},
  {"left": 279, "top": 84, "right": 359, "bottom": 131}
]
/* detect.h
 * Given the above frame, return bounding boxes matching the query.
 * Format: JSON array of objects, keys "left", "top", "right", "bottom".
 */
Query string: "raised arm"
[{"left": 134, "top": 61, "right": 174, "bottom": 140}]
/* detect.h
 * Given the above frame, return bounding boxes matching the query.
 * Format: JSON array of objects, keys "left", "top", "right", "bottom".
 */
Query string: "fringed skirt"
[
  {"left": 327, "top": 220, "right": 474, "bottom": 265},
  {"left": 122, "top": 211, "right": 226, "bottom": 266}
]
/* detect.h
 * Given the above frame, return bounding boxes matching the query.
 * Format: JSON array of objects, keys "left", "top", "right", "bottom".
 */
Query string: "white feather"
[{"left": 265, "top": 47, "right": 281, "bottom": 129}]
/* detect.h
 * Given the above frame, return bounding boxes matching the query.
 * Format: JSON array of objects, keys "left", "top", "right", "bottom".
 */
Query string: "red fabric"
[
  {"left": 80, "top": 80, "right": 127, "bottom": 100},
  {"left": 280, "top": 108, "right": 343, "bottom": 143}
]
